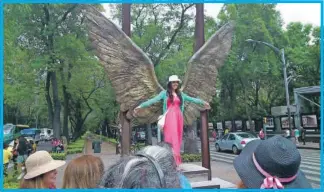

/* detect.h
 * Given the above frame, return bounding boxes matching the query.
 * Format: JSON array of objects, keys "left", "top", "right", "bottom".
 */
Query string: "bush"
[
  {"left": 65, "top": 137, "right": 85, "bottom": 156},
  {"left": 4, "top": 181, "right": 19, "bottom": 189},
  {"left": 4, "top": 174, "right": 19, "bottom": 189},
  {"left": 67, "top": 148, "right": 83, "bottom": 154},
  {"left": 181, "top": 153, "right": 202, "bottom": 162},
  {"left": 68, "top": 143, "right": 84, "bottom": 149},
  {"left": 102, "top": 137, "right": 117, "bottom": 144},
  {"left": 50, "top": 152, "right": 67, "bottom": 160},
  {"left": 86, "top": 132, "right": 117, "bottom": 144}
]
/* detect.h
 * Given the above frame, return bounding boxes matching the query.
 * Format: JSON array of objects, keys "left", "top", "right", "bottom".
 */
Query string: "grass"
[
  {"left": 85, "top": 132, "right": 118, "bottom": 144},
  {"left": 3, "top": 167, "right": 21, "bottom": 189}
]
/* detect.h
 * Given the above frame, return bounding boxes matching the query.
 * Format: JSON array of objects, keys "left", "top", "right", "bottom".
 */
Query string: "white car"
[{"left": 215, "top": 132, "right": 259, "bottom": 154}]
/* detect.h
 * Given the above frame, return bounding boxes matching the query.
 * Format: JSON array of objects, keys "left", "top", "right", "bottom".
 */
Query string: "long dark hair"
[{"left": 167, "top": 82, "right": 182, "bottom": 105}]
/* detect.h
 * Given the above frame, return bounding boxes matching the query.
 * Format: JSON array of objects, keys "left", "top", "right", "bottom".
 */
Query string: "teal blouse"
[{"left": 139, "top": 90, "right": 205, "bottom": 113}]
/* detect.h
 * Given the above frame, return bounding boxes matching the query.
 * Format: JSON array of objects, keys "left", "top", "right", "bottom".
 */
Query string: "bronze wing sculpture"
[{"left": 85, "top": 6, "right": 234, "bottom": 125}]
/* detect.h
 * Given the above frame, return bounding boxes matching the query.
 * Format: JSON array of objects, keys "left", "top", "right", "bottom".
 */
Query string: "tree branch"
[
  {"left": 56, "top": 4, "right": 78, "bottom": 26},
  {"left": 154, "top": 4, "right": 194, "bottom": 66}
]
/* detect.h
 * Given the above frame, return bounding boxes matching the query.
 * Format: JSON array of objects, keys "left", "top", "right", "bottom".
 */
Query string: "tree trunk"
[
  {"left": 45, "top": 72, "right": 54, "bottom": 129},
  {"left": 120, "top": 3, "right": 131, "bottom": 156},
  {"left": 146, "top": 123, "right": 152, "bottom": 145},
  {"left": 51, "top": 72, "right": 61, "bottom": 138},
  {"left": 62, "top": 84, "right": 69, "bottom": 143}
]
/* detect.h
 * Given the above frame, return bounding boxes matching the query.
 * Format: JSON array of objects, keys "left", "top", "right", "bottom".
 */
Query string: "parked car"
[
  {"left": 215, "top": 132, "right": 259, "bottom": 154},
  {"left": 20, "top": 128, "right": 41, "bottom": 144},
  {"left": 40, "top": 128, "right": 53, "bottom": 141},
  {"left": 136, "top": 131, "right": 146, "bottom": 142}
]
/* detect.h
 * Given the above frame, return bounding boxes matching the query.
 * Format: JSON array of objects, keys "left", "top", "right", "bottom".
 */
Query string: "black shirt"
[{"left": 17, "top": 138, "right": 28, "bottom": 155}]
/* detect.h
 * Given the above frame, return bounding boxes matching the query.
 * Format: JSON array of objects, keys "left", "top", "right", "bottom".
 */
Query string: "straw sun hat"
[{"left": 24, "top": 151, "right": 66, "bottom": 179}]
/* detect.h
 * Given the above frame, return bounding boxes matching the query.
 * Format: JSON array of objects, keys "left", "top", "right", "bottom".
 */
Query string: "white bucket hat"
[
  {"left": 24, "top": 151, "right": 66, "bottom": 179},
  {"left": 168, "top": 75, "right": 181, "bottom": 83}
]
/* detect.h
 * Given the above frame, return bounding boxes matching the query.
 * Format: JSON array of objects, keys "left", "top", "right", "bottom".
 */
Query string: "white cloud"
[{"left": 103, "top": 3, "right": 321, "bottom": 27}]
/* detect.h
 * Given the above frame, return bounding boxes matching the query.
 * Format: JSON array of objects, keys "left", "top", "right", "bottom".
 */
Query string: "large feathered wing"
[
  {"left": 84, "top": 6, "right": 164, "bottom": 123},
  {"left": 181, "top": 22, "right": 235, "bottom": 125}
]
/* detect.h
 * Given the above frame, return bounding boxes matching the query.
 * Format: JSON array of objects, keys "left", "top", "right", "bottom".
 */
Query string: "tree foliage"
[{"left": 4, "top": 3, "right": 320, "bottom": 139}]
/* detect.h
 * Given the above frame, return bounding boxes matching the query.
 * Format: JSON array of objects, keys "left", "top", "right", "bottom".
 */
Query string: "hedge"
[
  {"left": 50, "top": 152, "right": 67, "bottom": 160},
  {"left": 181, "top": 153, "right": 202, "bottom": 162},
  {"left": 4, "top": 172, "right": 20, "bottom": 189},
  {"left": 85, "top": 132, "right": 117, "bottom": 144},
  {"left": 50, "top": 137, "right": 85, "bottom": 160}
]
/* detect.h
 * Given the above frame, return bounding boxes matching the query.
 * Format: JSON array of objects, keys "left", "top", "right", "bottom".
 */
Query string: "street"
[
  {"left": 36, "top": 141, "right": 53, "bottom": 151},
  {"left": 206, "top": 146, "right": 321, "bottom": 188}
]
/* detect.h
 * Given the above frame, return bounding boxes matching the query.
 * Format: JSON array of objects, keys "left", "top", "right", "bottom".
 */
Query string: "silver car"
[{"left": 215, "top": 132, "right": 259, "bottom": 154}]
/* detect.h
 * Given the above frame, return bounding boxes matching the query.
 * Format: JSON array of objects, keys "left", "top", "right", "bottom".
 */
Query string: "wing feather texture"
[
  {"left": 181, "top": 22, "right": 235, "bottom": 125},
  {"left": 85, "top": 6, "right": 163, "bottom": 123},
  {"left": 85, "top": 5, "right": 234, "bottom": 125}
]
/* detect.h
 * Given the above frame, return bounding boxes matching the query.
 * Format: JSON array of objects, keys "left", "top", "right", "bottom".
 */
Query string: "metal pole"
[
  {"left": 200, "top": 110, "right": 211, "bottom": 180},
  {"left": 122, "top": 4, "right": 131, "bottom": 37},
  {"left": 281, "top": 49, "right": 292, "bottom": 134},
  {"left": 246, "top": 39, "right": 293, "bottom": 135},
  {"left": 195, "top": 3, "right": 211, "bottom": 180},
  {"left": 120, "top": 3, "right": 131, "bottom": 156}
]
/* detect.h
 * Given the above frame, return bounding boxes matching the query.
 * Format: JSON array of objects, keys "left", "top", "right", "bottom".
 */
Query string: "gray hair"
[{"left": 99, "top": 145, "right": 181, "bottom": 188}]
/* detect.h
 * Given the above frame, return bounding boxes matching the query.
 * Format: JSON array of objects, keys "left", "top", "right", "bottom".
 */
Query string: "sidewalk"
[
  {"left": 296, "top": 142, "right": 320, "bottom": 150},
  {"left": 55, "top": 140, "right": 120, "bottom": 188},
  {"left": 186, "top": 161, "right": 238, "bottom": 188}
]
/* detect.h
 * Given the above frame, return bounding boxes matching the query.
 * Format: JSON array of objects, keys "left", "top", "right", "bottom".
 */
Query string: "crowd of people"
[
  {"left": 51, "top": 138, "right": 64, "bottom": 153},
  {"left": 3, "top": 136, "right": 36, "bottom": 176},
  {"left": 15, "top": 136, "right": 311, "bottom": 189},
  {"left": 3, "top": 136, "right": 64, "bottom": 178}
]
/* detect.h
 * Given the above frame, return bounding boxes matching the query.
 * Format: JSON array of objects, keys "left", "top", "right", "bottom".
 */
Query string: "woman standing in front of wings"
[{"left": 134, "top": 75, "right": 210, "bottom": 166}]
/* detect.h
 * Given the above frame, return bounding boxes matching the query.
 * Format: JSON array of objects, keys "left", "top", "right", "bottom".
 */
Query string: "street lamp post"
[{"left": 245, "top": 39, "right": 292, "bottom": 134}]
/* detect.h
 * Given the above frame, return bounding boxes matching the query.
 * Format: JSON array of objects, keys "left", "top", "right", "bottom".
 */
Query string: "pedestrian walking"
[
  {"left": 301, "top": 127, "right": 306, "bottom": 145},
  {"left": 32, "top": 141, "right": 37, "bottom": 153},
  {"left": 51, "top": 138, "right": 58, "bottom": 152},
  {"left": 294, "top": 128, "right": 300, "bottom": 145},
  {"left": 16, "top": 136, "right": 28, "bottom": 173},
  {"left": 12, "top": 139, "right": 19, "bottom": 172},
  {"left": 234, "top": 135, "right": 312, "bottom": 189},
  {"left": 285, "top": 129, "right": 290, "bottom": 139},
  {"left": 258, "top": 129, "right": 265, "bottom": 140},
  {"left": 3, "top": 143, "right": 12, "bottom": 176},
  {"left": 212, "top": 130, "right": 217, "bottom": 141},
  {"left": 27, "top": 141, "right": 33, "bottom": 156}
]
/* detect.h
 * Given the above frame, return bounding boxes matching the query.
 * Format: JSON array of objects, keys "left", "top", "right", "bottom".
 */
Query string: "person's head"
[
  {"left": 62, "top": 155, "right": 104, "bottom": 188},
  {"left": 167, "top": 75, "right": 182, "bottom": 105},
  {"left": 99, "top": 145, "right": 180, "bottom": 188},
  {"left": 234, "top": 135, "right": 311, "bottom": 189},
  {"left": 20, "top": 151, "right": 65, "bottom": 189},
  {"left": 167, "top": 75, "right": 181, "bottom": 91},
  {"left": 4, "top": 143, "right": 9, "bottom": 149}
]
